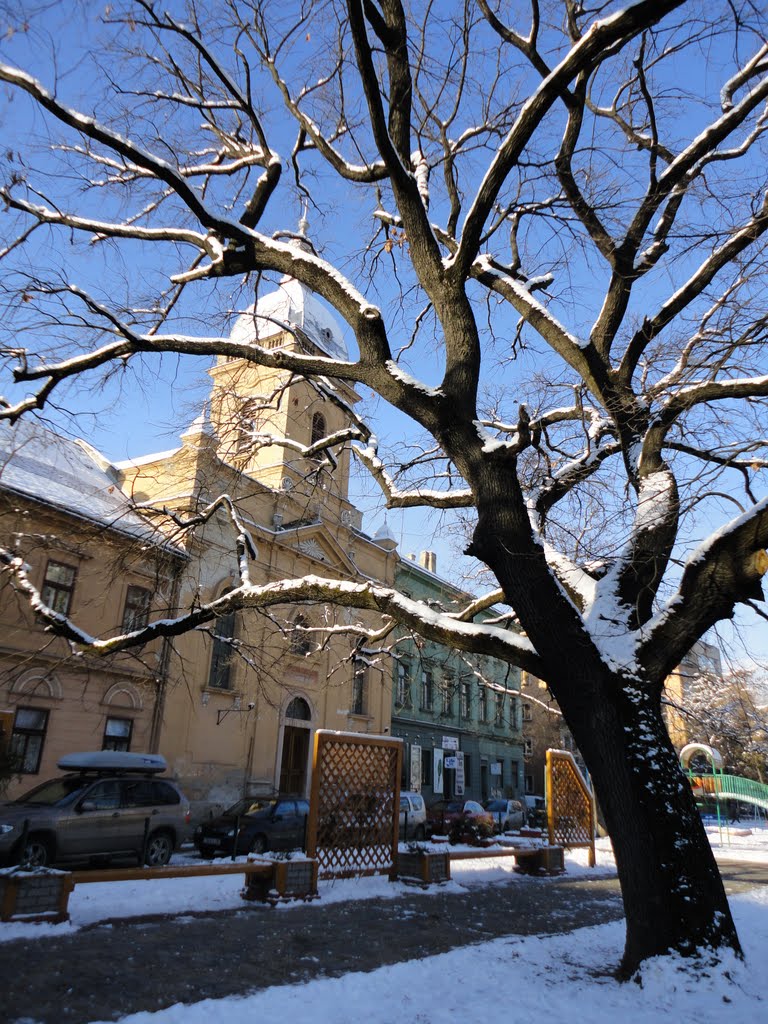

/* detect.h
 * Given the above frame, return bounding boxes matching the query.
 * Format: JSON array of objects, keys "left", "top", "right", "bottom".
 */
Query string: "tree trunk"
[{"left": 559, "top": 675, "right": 742, "bottom": 976}]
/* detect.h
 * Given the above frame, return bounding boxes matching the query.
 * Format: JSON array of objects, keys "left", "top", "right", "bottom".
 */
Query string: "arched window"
[
  {"left": 310, "top": 411, "right": 326, "bottom": 446},
  {"left": 208, "top": 608, "right": 236, "bottom": 690},
  {"left": 236, "top": 401, "right": 261, "bottom": 455},
  {"left": 285, "top": 696, "right": 311, "bottom": 721}
]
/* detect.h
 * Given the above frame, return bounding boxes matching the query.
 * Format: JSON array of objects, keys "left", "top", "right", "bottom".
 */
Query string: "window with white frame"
[
  {"left": 122, "top": 585, "right": 151, "bottom": 632},
  {"left": 396, "top": 661, "right": 411, "bottom": 707},
  {"left": 494, "top": 691, "right": 505, "bottom": 726},
  {"left": 351, "top": 661, "right": 368, "bottom": 715},
  {"left": 208, "top": 609, "right": 236, "bottom": 689},
  {"left": 420, "top": 669, "right": 434, "bottom": 711},
  {"left": 460, "top": 681, "right": 471, "bottom": 720},
  {"left": 41, "top": 559, "right": 77, "bottom": 615},
  {"left": 11, "top": 707, "right": 49, "bottom": 773},
  {"left": 440, "top": 677, "right": 454, "bottom": 716},
  {"left": 478, "top": 686, "right": 487, "bottom": 722},
  {"left": 103, "top": 716, "right": 133, "bottom": 752}
]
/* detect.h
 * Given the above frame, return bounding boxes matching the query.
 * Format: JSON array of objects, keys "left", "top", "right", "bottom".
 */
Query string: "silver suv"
[{"left": 0, "top": 752, "right": 190, "bottom": 868}]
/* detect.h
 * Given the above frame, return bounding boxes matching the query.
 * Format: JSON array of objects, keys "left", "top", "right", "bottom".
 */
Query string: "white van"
[{"left": 399, "top": 791, "right": 427, "bottom": 840}]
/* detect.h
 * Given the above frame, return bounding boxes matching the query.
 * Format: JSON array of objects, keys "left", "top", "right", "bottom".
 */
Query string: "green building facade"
[{"left": 391, "top": 553, "right": 524, "bottom": 805}]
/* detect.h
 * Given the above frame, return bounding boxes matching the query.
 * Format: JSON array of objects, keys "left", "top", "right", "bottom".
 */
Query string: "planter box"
[
  {"left": 397, "top": 850, "right": 451, "bottom": 886},
  {"left": 514, "top": 846, "right": 565, "bottom": 876},
  {"left": 0, "top": 867, "right": 71, "bottom": 923},
  {"left": 241, "top": 857, "right": 319, "bottom": 904},
  {"left": 273, "top": 858, "right": 318, "bottom": 900}
]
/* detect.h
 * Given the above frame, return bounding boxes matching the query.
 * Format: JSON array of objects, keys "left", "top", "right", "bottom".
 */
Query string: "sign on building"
[
  {"left": 433, "top": 748, "right": 444, "bottom": 794},
  {"left": 442, "top": 736, "right": 459, "bottom": 751},
  {"left": 410, "top": 744, "right": 422, "bottom": 792},
  {"left": 455, "top": 751, "right": 465, "bottom": 796}
]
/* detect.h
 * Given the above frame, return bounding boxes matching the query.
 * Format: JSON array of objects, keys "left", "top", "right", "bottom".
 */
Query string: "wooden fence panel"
[{"left": 306, "top": 731, "right": 402, "bottom": 879}]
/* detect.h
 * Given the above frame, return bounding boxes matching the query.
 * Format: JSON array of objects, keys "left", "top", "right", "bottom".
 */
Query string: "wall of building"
[{"left": 390, "top": 556, "right": 524, "bottom": 807}]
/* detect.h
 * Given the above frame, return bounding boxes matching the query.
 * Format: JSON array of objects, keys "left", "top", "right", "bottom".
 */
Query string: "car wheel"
[
  {"left": 249, "top": 834, "right": 268, "bottom": 855},
  {"left": 145, "top": 830, "right": 174, "bottom": 867},
  {"left": 19, "top": 834, "right": 52, "bottom": 868}
]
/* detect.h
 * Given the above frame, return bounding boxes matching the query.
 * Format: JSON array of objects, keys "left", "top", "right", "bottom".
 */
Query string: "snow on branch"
[
  {"left": 0, "top": 556, "right": 545, "bottom": 676},
  {"left": 353, "top": 439, "right": 474, "bottom": 510}
]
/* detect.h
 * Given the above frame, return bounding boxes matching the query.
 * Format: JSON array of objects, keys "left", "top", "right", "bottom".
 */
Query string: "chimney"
[{"left": 419, "top": 550, "right": 437, "bottom": 573}]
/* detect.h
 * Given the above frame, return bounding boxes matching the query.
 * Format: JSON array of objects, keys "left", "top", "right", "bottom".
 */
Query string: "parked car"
[
  {"left": 399, "top": 791, "right": 427, "bottom": 840},
  {"left": 0, "top": 750, "right": 190, "bottom": 868},
  {"left": 426, "top": 798, "right": 494, "bottom": 838},
  {"left": 195, "top": 796, "right": 310, "bottom": 857},
  {"left": 484, "top": 798, "right": 526, "bottom": 832}
]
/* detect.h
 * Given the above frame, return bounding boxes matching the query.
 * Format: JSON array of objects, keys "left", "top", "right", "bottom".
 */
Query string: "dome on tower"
[{"left": 229, "top": 278, "right": 349, "bottom": 362}]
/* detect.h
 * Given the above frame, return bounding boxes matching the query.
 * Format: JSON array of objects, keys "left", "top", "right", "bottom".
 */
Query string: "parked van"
[{"left": 399, "top": 791, "right": 427, "bottom": 840}]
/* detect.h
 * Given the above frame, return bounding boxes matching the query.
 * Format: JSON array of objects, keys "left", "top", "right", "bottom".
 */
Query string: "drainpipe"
[{"left": 148, "top": 556, "right": 184, "bottom": 753}]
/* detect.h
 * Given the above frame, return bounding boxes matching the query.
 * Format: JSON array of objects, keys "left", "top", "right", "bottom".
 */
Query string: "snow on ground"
[{"left": 3, "top": 823, "right": 768, "bottom": 1023}]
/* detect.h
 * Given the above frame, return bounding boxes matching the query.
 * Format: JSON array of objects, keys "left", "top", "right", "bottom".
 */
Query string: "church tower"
[{"left": 208, "top": 231, "right": 359, "bottom": 523}]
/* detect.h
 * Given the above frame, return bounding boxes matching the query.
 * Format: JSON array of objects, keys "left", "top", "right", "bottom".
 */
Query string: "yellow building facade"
[{"left": 1, "top": 272, "right": 398, "bottom": 816}]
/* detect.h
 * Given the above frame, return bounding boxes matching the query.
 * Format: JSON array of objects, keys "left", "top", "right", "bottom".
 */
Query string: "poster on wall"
[
  {"left": 410, "top": 744, "right": 422, "bottom": 792},
  {"left": 455, "top": 751, "right": 465, "bottom": 796},
  {"left": 433, "top": 748, "right": 444, "bottom": 794}
]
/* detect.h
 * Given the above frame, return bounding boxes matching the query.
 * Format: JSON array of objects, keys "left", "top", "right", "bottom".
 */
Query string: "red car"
[{"left": 426, "top": 799, "right": 494, "bottom": 838}]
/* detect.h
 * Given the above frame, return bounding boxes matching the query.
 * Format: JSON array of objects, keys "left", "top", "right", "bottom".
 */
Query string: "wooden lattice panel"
[
  {"left": 306, "top": 731, "right": 402, "bottom": 879},
  {"left": 546, "top": 749, "right": 596, "bottom": 866}
]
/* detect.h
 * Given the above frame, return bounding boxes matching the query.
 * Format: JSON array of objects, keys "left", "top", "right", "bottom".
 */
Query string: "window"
[
  {"left": 122, "top": 586, "right": 151, "bottom": 632},
  {"left": 11, "top": 707, "right": 49, "bottom": 774},
  {"left": 420, "top": 670, "right": 434, "bottom": 712},
  {"left": 421, "top": 747, "right": 432, "bottom": 786},
  {"left": 396, "top": 661, "right": 411, "bottom": 707},
  {"left": 285, "top": 696, "right": 311, "bottom": 720},
  {"left": 495, "top": 692, "right": 505, "bottom": 727},
  {"left": 236, "top": 400, "right": 263, "bottom": 454},
  {"left": 84, "top": 780, "right": 121, "bottom": 810},
  {"left": 440, "top": 677, "right": 453, "bottom": 716},
  {"left": 289, "top": 614, "right": 312, "bottom": 655},
  {"left": 510, "top": 697, "right": 519, "bottom": 729},
  {"left": 524, "top": 737, "right": 533, "bottom": 756},
  {"left": 525, "top": 774, "right": 534, "bottom": 794},
  {"left": 102, "top": 716, "right": 133, "bottom": 752},
  {"left": 41, "top": 560, "right": 77, "bottom": 615},
  {"left": 208, "top": 609, "right": 236, "bottom": 689},
  {"left": 522, "top": 702, "right": 532, "bottom": 722},
  {"left": 310, "top": 411, "right": 326, "bottom": 446},
  {"left": 351, "top": 661, "right": 368, "bottom": 715},
  {"left": 478, "top": 686, "right": 487, "bottom": 722},
  {"left": 460, "top": 681, "right": 471, "bottom": 720}
]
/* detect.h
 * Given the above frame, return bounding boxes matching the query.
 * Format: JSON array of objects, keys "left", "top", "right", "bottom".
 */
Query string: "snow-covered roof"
[
  {"left": 230, "top": 277, "right": 349, "bottom": 361},
  {"left": 0, "top": 419, "right": 180, "bottom": 550}
]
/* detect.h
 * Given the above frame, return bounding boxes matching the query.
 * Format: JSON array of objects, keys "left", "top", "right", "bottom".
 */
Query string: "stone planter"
[
  {"left": 396, "top": 850, "right": 451, "bottom": 886},
  {"left": 0, "top": 867, "right": 71, "bottom": 923}
]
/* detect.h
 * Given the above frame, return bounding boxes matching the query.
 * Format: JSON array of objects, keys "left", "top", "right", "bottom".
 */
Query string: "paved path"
[{"left": 2, "top": 860, "right": 765, "bottom": 1024}]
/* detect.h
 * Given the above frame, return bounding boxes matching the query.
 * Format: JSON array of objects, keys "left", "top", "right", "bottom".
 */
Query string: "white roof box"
[{"left": 57, "top": 751, "right": 168, "bottom": 774}]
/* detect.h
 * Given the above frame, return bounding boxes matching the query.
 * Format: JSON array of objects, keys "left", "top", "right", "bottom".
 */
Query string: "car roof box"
[{"left": 57, "top": 751, "right": 168, "bottom": 774}]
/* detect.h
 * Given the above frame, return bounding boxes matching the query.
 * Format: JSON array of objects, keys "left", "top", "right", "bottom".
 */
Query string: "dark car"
[
  {"left": 426, "top": 798, "right": 494, "bottom": 838},
  {"left": 194, "top": 796, "right": 310, "bottom": 857},
  {"left": 0, "top": 751, "right": 190, "bottom": 868}
]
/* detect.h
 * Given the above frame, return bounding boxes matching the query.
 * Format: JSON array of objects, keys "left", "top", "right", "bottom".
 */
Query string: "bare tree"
[
  {"left": 2, "top": 0, "right": 768, "bottom": 975},
  {"left": 667, "top": 668, "right": 768, "bottom": 782}
]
